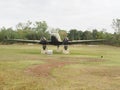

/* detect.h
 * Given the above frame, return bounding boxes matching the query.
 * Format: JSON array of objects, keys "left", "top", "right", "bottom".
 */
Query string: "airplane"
[{"left": 7, "top": 29, "right": 105, "bottom": 54}]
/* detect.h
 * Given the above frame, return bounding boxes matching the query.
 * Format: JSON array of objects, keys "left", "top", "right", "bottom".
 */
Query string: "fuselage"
[
  {"left": 50, "top": 30, "right": 62, "bottom": 45},
  {"left": 50, "top": 35, "right": 62, "bottom": 45}
]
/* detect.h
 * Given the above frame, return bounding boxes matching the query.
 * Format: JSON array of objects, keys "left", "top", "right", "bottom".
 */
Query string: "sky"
[{"left": 0, "top": 0, "right": 120, "bottom": 33}]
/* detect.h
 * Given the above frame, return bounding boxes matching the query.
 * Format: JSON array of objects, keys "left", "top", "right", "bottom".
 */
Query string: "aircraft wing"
[
  {"left": 68, "top": 39, "right": 105, "bottom": 44},
  {"left": 7, "top": 39, "right": 41, "bottom": 43},
  {"left": 7, "top": 39, "right": 105, "bottom": 45},
  {"left": 7, "top": 39, "right": 54, "bottom": 44}
]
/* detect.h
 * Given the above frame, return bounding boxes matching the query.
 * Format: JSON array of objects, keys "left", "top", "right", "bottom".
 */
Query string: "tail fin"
[{"left": 50, "top": 28, "right": 62, "bottom": 42}]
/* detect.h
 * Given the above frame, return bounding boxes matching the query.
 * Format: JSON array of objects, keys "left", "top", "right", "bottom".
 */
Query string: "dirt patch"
[
  {"left": 25, "top": 57, "right": 106, "bottom": 77},
  {"left": 25, "top": 60, "right": 75, "bottom": 77}
]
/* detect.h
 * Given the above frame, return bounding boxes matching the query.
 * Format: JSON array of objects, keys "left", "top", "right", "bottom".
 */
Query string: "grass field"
[{"left": 0, "top": 44, "right": 120, "bottom": 90}]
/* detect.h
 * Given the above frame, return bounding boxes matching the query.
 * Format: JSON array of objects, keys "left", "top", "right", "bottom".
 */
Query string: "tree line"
[{"left": 0, "top": 20, "right": 120, "bottom": 46}]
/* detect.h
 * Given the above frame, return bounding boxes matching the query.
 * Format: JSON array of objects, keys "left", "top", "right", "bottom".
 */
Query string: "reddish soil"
[
  {"left": 25, "top": 60, "right": 74, "bottom": 77},
  {"left": 25, "top": 58, "right": 105, "bottom": 77}
]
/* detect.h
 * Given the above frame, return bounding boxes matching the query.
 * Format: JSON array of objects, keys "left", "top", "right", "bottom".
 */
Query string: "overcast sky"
[{"left": 0, "top": 0, "right": 120, "bottom": 33}]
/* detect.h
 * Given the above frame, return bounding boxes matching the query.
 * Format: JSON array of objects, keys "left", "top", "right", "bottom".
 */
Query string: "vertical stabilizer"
[{"left": 50, "top": 28, "right": 62, "bottom": 42}]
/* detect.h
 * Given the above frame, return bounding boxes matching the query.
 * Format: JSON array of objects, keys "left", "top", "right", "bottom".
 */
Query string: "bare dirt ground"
[
  {"left": 25, "top": 58, "right": 104, "bottom": 77},
  {"left": 25, "top": 60, "right": 76, "bottom": 76}
]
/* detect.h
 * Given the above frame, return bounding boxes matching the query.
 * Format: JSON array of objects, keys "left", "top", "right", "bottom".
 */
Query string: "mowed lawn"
[{"left": 0, "top": 44, "right": 120, "bottom": 90}]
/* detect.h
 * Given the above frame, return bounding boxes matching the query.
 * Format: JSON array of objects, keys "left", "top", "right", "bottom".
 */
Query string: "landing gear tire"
[
  {"left": 41, "top": 45, "right": 47, "bottom": 54},
  {"left": 63, "top": 45, "right": 69, "bottom": 54}
]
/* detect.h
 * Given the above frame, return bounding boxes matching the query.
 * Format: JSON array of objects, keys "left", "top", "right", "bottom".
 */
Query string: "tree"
[
  {"left": 82, "top": 31, "right": 93, "bottom": 40},
  {"left": 0, "top": 27, "right": 16, "bottom": 42},
  {"left": 77, "top": 30, "right": 83, "bottom": 40},
  {"left": 16, "top": 21, "right": 32, "bottom": 39},
  {"left": 92, "top": 29, "right": 106, "bottom": 39},
  {"left": 68, "top": 29, "right": 78, "bottom": 40},
  {"left": 92, "top": 29, "right": 98, "bottom": 39},
  {"left": 33, "top": 21, "right": 48, "bottom": 39},
  {"left": 16, "top": 21, "right": 32, "bottom": 31},
  {"left": 112, "top": 19, "right": 120, "bottom": 33},
  {"left": 58, "top": 29, "right": 67, "bottom": 40}
]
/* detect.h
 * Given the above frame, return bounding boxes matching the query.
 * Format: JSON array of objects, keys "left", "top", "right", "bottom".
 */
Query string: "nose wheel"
[
  {"left": 63, "top": 45, "right": 69, "bottom": 54},
  {"left": 56, "top": 45, "right": 61, "bottom": 52}
]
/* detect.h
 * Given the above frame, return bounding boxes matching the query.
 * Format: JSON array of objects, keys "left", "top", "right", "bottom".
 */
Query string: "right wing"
[
  {"left": 7, "top": 39, "right": 41, "bottom": 44},
  {"left": 7, "top": 39, "right": 54, "bottom": 45},
  {"left": 68, "top": 39, "right": 105, "bottom": 44}
]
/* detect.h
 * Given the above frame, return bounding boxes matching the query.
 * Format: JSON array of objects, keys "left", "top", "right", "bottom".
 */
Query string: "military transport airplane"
[{"left": 7, "top": 29, "right": 105, "bottom": 52}]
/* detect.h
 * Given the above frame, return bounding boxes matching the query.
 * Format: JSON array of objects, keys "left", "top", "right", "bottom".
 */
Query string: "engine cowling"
[
  {"left": 63, "top": 37, "right": 69, "bottom": 50},
  {"left": 63, "top": 37, "right": 68, "bottom": 44}
]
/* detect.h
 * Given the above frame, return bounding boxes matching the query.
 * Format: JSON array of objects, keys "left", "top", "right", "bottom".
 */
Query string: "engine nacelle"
[
  {"left": 40, "top": 37, "right": 47, "bottom": 52},
  {"left": 63, "top": 37, "right": 69, "bottom": 45},
  {"left": 63, "top": 37, "right": 69, "bottom": 54},
  {"left": 63, "top": 37, "right": 69, "bottom": 50},
  {"left": 40, "top": 37, "right": 47, "bottom": 45}
]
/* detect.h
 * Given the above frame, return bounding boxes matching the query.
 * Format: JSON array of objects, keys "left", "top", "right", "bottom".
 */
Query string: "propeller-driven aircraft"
[{"left": 8, "top": 29, "right": 105, "bottom": 54}]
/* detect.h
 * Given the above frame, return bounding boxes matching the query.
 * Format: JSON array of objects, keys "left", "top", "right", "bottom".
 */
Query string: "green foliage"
[
  {"left": 68, "top": 29, "right": 78, "bottom": 40},
  {"left": 0, "top": 20, "right": 120, "bottom": 46},
  {"left": 0, "top": 27, "right": 17, "bottom": 41},
  {"left": 0, "top": 21, "right": 50, "bottom": 42},
  {"left": 92, "top": 29, "right": 99, "bottom": 39},
  {"left": 67, "top": 29, "right": 120, "bottom": 46},
  {"left": 33, "top": 21, "right": 49, "bottom": 39},
  {"left": 82, "top": 31, "right": 93, "bottom": 40},
  {"left": 112, "top": 19, "right": 120, "bottom": 33}
]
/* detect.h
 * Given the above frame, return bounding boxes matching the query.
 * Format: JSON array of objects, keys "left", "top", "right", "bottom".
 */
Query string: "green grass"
[{"left": 0, "top": 44, "right": 120, "bottom": 90}]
